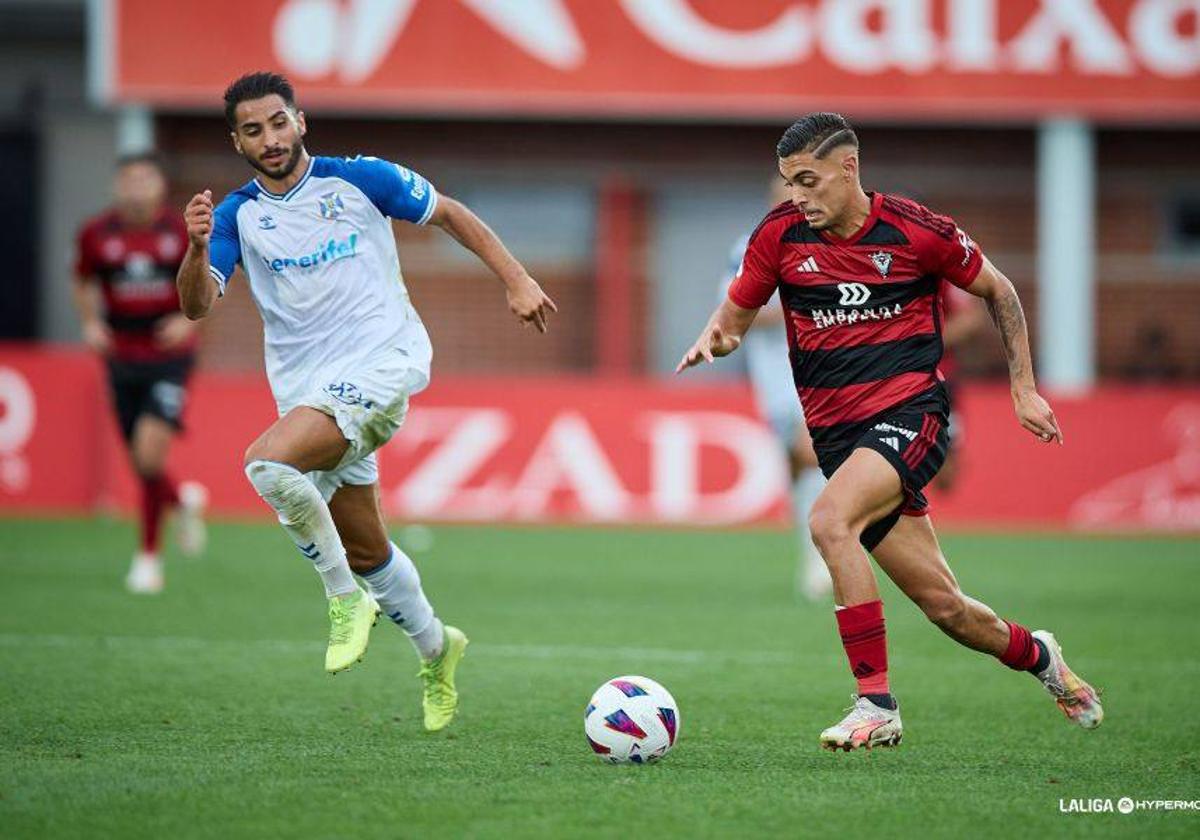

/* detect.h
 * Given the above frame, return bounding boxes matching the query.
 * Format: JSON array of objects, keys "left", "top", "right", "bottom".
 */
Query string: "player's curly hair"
[
  {"left": 223, "top": 71, "right": 297, "bottom": 129},
  {"left": 776, "top": 113, "right": 858, "bottom": 159}
]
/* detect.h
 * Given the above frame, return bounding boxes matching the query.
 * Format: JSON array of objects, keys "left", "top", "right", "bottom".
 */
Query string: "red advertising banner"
[
  {"left": 2, "top": 345, "right": 1199, "bottom": 530},
  {"left": 94, "top": 1, "right": 1200, "bottom": 121}
]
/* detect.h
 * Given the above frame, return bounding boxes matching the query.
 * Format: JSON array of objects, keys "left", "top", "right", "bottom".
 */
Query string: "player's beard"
[{"left": 247, "top": 139, "right": 305, "bottom": 180}]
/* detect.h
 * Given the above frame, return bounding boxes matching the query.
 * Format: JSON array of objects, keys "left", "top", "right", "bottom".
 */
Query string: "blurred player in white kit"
[{"left": 723, "top": 182, "right": 832, "bottom": 602}]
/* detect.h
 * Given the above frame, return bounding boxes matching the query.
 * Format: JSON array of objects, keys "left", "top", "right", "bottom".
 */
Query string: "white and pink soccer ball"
[{"left": 584, "top": 675, "right": 680, "bottom": 764}]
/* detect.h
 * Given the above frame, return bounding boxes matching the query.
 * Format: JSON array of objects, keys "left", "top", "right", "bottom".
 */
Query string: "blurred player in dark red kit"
[
  {"left": 679, "top": 113, "right": 1102, "bottom": 750},
  {"left": 74, "top": 152, "right": 207, "bottom": 594}
]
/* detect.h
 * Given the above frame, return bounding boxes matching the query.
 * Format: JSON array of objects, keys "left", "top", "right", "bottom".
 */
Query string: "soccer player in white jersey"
[
  {"left": 722, "top": 181, "right": 831, "bottom": 602},
  {"left": 176, "top": 72, "right": 556, "bottom": 731}
]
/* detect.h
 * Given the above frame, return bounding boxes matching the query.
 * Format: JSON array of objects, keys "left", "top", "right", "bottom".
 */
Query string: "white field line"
[
  {"left": 0, "top": 633, "right": 797, "bottom": 666},
  {"left": 0, "top": 633, "right": 1170, "bottom": 673}
]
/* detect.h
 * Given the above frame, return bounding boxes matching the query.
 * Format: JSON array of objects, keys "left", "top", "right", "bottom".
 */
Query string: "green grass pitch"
[{"left": 1, "top": 519, "right": 1197, "bottom": 838}]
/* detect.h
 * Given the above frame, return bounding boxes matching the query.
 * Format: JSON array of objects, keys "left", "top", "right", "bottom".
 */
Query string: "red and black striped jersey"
[
  {"left": 728, "top": 192, "right": 983, "bottom": 446},
  {"left": 75, "top": 207, "right": 194, "bottom": 363}
]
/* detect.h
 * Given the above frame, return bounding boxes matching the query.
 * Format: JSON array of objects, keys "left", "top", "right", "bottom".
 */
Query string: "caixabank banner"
[
  {"left": 2, "top": 345, "right": 1198, "bottom": 530},
  {"left": 93, "top": 0, "right": 1200, "bottom": 120}
]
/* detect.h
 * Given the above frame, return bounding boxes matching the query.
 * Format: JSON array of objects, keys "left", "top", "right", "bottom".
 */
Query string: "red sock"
[
  {"left": 158, "top": 473, "right": 180, "bottom": 507},
  {"left": 836, "top": 600, "right": 891, "bottom": 696},
  {"left": 999, "top": 620, "right": 1041, "bottom": 670},
  {"left": 138, "top": 474, "right": 176, "bottom": 553}
]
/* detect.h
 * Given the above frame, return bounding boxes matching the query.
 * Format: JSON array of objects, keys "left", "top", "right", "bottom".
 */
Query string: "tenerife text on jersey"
[{"left": 261, "top": 234, "right": 359, "bottom": 273}]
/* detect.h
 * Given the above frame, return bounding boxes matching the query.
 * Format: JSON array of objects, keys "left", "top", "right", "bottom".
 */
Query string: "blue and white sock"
[{"left": 360, "top": 541, "right": 444, "bottom": 660}]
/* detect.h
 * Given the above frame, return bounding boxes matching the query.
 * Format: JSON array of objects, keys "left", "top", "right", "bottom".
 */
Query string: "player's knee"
[
  {"left": 244, "top": 459, "right": 311, "bottom": 523},
  {"left": 131, "top": 458, "right": 161, "bottom": 481},
  {"left": 131, "top": 443, "right": 167, "bottom": 478},
  {"left": 921, "top": 589, "right": 969, "bottom": 634},
  {"left": 808, "top": 499, "right": 853, "bottom": 552},
  {"left": 243, "top": 439, "right": 270, "bottom": 469}
]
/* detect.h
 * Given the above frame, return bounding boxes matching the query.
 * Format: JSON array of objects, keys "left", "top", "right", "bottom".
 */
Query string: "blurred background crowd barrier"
[{"left": 0, "top": 0, "right": 1197, "bottom": 530}]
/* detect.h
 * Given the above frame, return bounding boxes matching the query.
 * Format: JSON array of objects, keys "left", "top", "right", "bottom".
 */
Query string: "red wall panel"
[{"left": 2, "top": 346, "right": 1198, "bottom": 531}]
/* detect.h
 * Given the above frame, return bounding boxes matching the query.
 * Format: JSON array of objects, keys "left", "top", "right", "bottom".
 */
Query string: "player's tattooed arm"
[
  {"left": 966, "top": 257, "right": 1063, "bottom": 445},
  {"left": 428, "top": 196, "right": 558, "bottom": 333},
  {"left": 675, "top": 299, "right": 757, "bottom": 373},
  {"left": 984, "top": 283, "right": 1031, "bottom": 387},
  {"left": 177, "top": 190, "right": 218, "bottom": 320}
]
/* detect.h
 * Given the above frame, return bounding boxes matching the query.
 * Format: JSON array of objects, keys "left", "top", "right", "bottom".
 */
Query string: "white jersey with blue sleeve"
[{"left": 209, "top": 155, "right": 437, "bottom": 413}]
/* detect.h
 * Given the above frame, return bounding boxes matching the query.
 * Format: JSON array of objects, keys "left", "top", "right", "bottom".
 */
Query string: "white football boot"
[
  {"left": 1032, "top": 630, "right": 1103, "bottom": 730},
  {"left": 125, "top": 552, "right": 164, "bottom": 594},
  {"left": 819, "top": 695, "right": 903, "bottom": 751},
  {"left": 176, "top": 480, "right": 208, "bottom": 558}
]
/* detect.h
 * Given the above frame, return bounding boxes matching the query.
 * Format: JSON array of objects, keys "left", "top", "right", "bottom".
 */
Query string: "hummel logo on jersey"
[
  {"left": 870, "top": 251, "right": 892, "bottom": 276},
  {"left": 796, "top": 256, "right": 820, "bottom": 273},
  {"left": 837, "top": 282, "right": 871, "bottom": 306},
  {"left": 883, "top": 437, "right": 900, "bottom": 452},
  {"left": 258, "top": 214, "right": 276, "bottom": 230}
]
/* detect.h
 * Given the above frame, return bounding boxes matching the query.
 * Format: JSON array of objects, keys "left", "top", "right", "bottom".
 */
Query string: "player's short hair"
[
  {"left": 223, "top": 71, "right": 297, "bottom": 128},
  {"left": 115, "top": 150, "right": 166, "bottom": 174},
  {"left": 776, "top": 113, "right": 858, "bottom": 159}
]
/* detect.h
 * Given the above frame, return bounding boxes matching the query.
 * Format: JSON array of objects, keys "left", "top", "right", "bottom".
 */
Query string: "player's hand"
[
  {"left": 184, "top": 190, "right": 214, "bottom": 247},
  {"left": 82, "top": 318, "right": 112, "bottom": 354},
  {"left": 1013, "top": 387, "right": 1063, "bottom": 445},
  {"left": 155, "top": 313, "right": 196, "bottom": 350},
  {"left": 675, "top": 324, "right": 741, "bottom": 373},
  {"left": 506, "top": 275, "right": 558, "bottom": 333}
]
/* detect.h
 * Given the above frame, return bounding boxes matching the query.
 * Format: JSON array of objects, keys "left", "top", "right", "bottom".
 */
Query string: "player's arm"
[
  {"left": 427, "top": 196, "right": 557, "bottom": 333},
  {"left": 71, "top": 274, "right": 112, "bottom": 353},
  {"left": 964, "top": 257, "right": 1063, "bottom": 445},
  {"left": 177, "top": 190, "right": 219, "bottom": 320},
  {"left": 676, "top": 298, "right": 758, "bottom": 373},
  {"left": 72, "top": 227, "right": 113, "bottom": 352}
]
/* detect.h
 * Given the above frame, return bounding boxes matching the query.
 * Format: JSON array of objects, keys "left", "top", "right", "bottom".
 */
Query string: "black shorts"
[
  {"left": 814, "top": 386, "right": 951, "bottom": 552},
  {"left": 106, "top": 356, "right": 194, "bottom": 441}
]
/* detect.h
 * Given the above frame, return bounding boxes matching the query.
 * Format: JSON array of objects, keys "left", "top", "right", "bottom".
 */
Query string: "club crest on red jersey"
[{"left": 869, "top": 251, "right": 892, "bottom": 277}]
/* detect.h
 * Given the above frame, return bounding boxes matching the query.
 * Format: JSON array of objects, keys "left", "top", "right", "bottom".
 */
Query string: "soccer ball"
[{"left": 584, "top": 675, "right": 680, "bottom": 764}]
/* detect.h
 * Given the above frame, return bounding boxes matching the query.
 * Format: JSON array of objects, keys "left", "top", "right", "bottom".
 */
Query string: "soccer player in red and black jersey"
[
  {"left": 678, "top": 114, "right": 1102, "bottom": 750},
  {"left": 74, "top": 152, "right": 207, "bottom": 594}
]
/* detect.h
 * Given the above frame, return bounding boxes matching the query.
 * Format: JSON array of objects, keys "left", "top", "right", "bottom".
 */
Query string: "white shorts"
[{"left": 292, "top": 348, "right": 429, "bottom": 503}]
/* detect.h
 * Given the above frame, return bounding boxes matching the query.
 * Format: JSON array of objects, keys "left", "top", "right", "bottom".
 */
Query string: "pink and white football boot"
[
  {"left": 1032, "top": 630, "right": 1104, "bottom": 730},
  {"left": 819, "top": 695, "right": 902, "bottom": 751}
]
